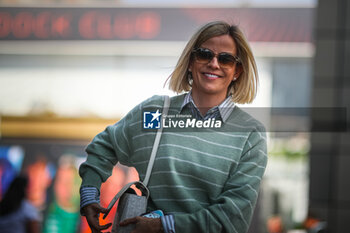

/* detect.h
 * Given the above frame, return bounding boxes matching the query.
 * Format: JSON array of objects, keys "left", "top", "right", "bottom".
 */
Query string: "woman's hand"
[
  {"left": 82, "top": 203, "right": 112, "bottom": 233},
  {"left": 120, "top": 216, "right": 162, "bottom": 233}
]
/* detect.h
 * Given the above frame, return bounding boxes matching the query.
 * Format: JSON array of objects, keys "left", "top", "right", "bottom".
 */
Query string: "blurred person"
[
  {"left": 79, "top": 21, "right": 267, "bottom": 233},
  {"left": 26, "top": 159, "right": 52, "bottom": 209},
  {"left": 43, "top": 155, "right": 81, "bottom": 233},
  {"left": 0, "top": 175, "right": 40, "bottom": 233},
  {"left": 0, "top": 158, "right": 17, "bottom": 200}
]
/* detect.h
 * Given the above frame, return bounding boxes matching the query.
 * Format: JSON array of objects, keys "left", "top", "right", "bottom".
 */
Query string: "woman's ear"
[{"left": 234, "top": 64, "right": 243, "bottom": 78}]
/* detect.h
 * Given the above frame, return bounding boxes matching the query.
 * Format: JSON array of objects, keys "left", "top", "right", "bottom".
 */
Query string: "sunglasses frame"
[{"left": 192, "top": 47, "right": 241, "bottom": 68}]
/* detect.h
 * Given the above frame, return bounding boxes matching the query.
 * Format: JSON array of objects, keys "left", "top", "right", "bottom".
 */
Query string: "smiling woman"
[
  {"left": 79, "top": 21, "right": 267, "bottom": 233},
  {"left": 169, "top": 21, "right": 258, "bottom": 106},
  {"left": 189, "top": 34, "right": 241, "bottom": 115}
]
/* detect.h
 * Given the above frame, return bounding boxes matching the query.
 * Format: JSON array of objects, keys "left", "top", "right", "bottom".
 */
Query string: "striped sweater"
[{"left": 79, "top": 94, "right": 267, "bottom": 233}]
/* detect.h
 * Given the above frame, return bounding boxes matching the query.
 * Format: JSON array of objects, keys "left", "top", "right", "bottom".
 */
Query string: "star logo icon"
[{"left": 150, "top": 110, "right": 161, "bottom": 122}]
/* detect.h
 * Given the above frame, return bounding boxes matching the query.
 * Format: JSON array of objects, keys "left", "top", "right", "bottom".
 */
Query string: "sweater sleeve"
[
  {"left": 79, "top": 104, "right": 139, "bottom": 190},
  {"left": 174, "top": 130, "right": 267, "bottom": 233}
]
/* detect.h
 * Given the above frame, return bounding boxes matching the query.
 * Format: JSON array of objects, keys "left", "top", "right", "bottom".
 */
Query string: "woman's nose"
[{"left": 207, "top": 56, "right": 220, "bottom": 69}]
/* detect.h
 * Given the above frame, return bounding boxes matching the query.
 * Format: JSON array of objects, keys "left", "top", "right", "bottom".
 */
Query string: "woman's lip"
[{"left": 203, "top": 72, "right": 222, "bottom": 79}]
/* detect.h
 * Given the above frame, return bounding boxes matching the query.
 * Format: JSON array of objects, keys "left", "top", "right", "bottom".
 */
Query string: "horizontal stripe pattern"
[
  {"left": 156, "top": 156, "right": 228, "bottom": 175},
  {"left": 158, "top": 143, "right": 240, "bottom": 162},
  {"left": 151, "top": 171, "right": 224, "bottom": 188},
  {"left": 80, "top": 186, "right": 100, "bottom": 210},
  {"left": 162, "top": 132, "right": 243, "bottom": 150},
  {"left": 80, "top": 94, "right": 267, "bottom": 233},
  {"left": 149, "top": 184, "right": 207, "bottom": 192}
]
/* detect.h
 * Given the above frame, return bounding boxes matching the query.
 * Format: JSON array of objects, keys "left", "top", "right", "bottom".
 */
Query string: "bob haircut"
[{"left": 168, "top": 21, "right": 258, "bottom": 104}]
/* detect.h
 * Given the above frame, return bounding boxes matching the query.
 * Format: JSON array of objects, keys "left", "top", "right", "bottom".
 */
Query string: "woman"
[
  {"left": 0, "top": 175, "right": 40, "bottom": 233},
  {"left": 79, "top": 21, "right": 267, "bottom": 233}
]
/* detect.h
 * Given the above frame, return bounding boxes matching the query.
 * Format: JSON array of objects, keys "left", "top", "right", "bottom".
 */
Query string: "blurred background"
[{"left": 0, "top": 0, "right": 349, "bottom": 232}]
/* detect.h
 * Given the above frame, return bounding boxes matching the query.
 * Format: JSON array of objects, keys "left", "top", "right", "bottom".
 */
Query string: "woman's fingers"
[
  {"left": 96, "top": 205, "right": 109, "bottom": 214},
  {"left": 99, "top": 223, "right": 112, "bottom": 230},
  {"left": 83, "top": 203, "right": 112, "bottom": 233},
  {"left": 86, "top": 216, "right": 112, "bottom": 233},
  {"left": 86, "top": 212, "right": 100, "bottom": 229}
]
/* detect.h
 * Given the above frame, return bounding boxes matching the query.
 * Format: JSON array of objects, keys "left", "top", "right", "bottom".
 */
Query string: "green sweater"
[{"left": 79, "top": 94, "right": 267, "bottom": 233}]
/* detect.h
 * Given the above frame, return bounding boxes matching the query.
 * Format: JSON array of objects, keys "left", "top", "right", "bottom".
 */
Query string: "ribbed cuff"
[
  {"left": 80, "top": 186, "right": 100, "bottom": 213},
  {"left": 161, "top": 214, "right": 175, "bottom": 233}
]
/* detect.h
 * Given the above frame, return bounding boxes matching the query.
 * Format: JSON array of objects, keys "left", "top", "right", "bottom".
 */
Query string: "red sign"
[
  {"left": 78, "top": 11, "right": 160, "bottom": 39},
  {"left": 0, "top": 11, "right": 72, "bottom": 39},
  {"left": 0, "top": 7, "right": 313, "bottom": 42},
  {"left": 0, "top": 8, "right": 162, "bottom": 40}
]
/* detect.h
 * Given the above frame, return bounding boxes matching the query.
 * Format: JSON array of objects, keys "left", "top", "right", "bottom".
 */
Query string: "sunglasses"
[{"left": 192, "top": 48, "right": 240, "bottom": 68}]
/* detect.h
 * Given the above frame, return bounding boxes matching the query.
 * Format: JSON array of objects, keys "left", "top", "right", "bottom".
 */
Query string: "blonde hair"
[{"left": 168, "top": 21, "right": 258, "bottom": 104}]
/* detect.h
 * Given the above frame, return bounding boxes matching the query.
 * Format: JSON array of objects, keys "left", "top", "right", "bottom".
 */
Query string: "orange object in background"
[
  {"left": 267, "top": 216, "right": 283, "bottom": 233},
  {"left": 99, "top": 166, "right": 126, "bottom": 228},
  {"left": 304, "top": 216, "right": 321, "bottom": 230}
]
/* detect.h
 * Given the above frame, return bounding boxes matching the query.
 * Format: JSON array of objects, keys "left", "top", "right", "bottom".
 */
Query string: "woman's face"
[{"left": 189, "top": 34, "right": 241, "bottom": 101}]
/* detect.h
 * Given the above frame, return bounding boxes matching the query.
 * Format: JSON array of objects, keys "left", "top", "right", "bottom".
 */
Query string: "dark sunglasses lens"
[
  {"left": 195, "top": 49, "right": 213, "bottom": 62},
  {"left": 194, "top": 48, "right": 238, "bottom": 67},
  {"left": 218, "top": 54, "right": 236, "bottom": 66}
]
